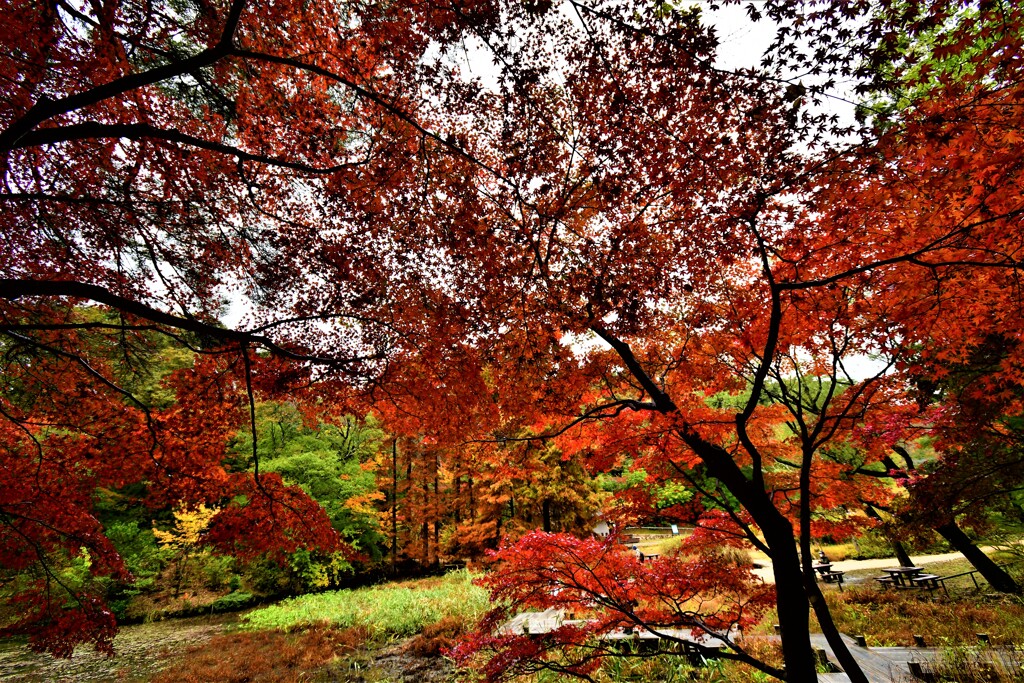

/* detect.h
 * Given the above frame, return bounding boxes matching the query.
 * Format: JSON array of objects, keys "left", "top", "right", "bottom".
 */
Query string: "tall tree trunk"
[
  {"left": 936, "top": 521, "right": 1019, "bottom": 593},
  {"left": 433, "top": 454, "right": 440, "bottom": 562},
  {"left": 454, "top": 476, "right": 462, "bottom": 524},
  {"left": 391, "top": 439, "right": 398, "bottom": 573},
  {"left": 799, "top": 448, "right": 869, "bottom": 683},
  {"left": 422, "top": 461, "right": 430, "bottom": 565},
  {"left": 542, "top": 498, "right": 551, "bottom": 533},
  {"left": 864, "top": 504, "right": 913, "bottom": 567},
  {"left": 894, "top": 541, "right": 914, "bottom": 568},
  {"left": 765, "top": 535, "right": 819, "bottom": 682},
  {"left": 807, "top": 579, "right": 869, "bottom": 683}
]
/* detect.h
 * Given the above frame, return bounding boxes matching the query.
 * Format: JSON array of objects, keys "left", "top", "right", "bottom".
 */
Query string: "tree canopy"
[{"left": 2, "top": 0, "right": 1024, "bottom": 679}]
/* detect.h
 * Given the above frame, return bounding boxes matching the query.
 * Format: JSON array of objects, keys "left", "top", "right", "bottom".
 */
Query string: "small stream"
[{"left": 0, "top": 614, "right": 237, "bottom": 682}]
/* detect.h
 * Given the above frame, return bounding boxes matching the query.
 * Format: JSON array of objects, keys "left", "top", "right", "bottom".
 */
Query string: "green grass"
[
  {"left": 637, "top": 534, "right": 685, "bottom": 555},
  {"left": 240, "top": 570, "right": 490, "bottom": 638}
]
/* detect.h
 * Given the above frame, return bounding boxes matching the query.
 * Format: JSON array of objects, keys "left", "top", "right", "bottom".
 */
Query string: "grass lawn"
[{"left": 241, "top": 569, "right": 490, "bottom": 637}]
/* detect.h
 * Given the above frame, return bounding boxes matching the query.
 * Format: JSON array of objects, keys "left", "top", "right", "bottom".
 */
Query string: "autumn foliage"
[
  {"left": 3, "top": 0, "right": 1024, "bottom": 679},
  {"left": 453, "top": 531, "right": 775, "bottom": 680}
]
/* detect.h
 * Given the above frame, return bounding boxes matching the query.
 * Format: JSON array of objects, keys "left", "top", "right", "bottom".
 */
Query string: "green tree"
[{"left": 232, "top": 403, "right": 386, "bottom": 562}]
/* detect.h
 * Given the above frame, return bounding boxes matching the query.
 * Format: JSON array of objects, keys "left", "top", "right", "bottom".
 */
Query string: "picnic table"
[
  {"left": 910, "top": 569, "right": 981, "bottom": 595},
  {"left": 877, "top": 566, "right": 923, "bottom": 588},
  {"left": 812, "top": 563, "right": 845, "bottom": 589}
]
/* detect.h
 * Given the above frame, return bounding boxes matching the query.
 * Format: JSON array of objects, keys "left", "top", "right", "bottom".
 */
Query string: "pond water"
[{"left": 0, "top": 614, "right": 236, "bottom": 682}]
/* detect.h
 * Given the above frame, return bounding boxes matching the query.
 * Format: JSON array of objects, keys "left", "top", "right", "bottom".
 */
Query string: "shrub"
[
  {"left": 200, "top": 554, "right": 236, "bottom": 590},
  {"left": 210, "top": 591, "right": 256, "bottom": 613}
]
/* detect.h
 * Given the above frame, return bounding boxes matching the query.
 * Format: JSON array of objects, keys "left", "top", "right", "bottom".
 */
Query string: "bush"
[
  {"left": 200, "top": 554, "right": 236, "bottom": 590},
  {"left": 210, "top": 591, "right": 256, "bottom": 613},
  {"left": 243, "top": 557, "right": 290, "bottom": 595},
  {"left": 716, "top": 546, "right": 753, "bottom": 566}
]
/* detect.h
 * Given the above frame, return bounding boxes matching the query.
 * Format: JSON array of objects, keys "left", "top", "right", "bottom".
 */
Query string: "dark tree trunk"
[
  {"left": 599, "top": 329, "right": 865, "bottom": 681},
  {"left": 936, "top": 521, "right": 1019, "bottom": 593},
  {"left": 894, "top": 541, "right": 914, "bottom": 568},
  {"left": 422, "top": 468, "right": 430, "bottom": 564},
  {"left": 765, "top": 536, "right": 819, "bottom": 682},
  {"left": 799, "top": 449, "right": 870, "bottom": 683},
  {"left": 433, "top": 455, "right": 440, "bottom": 564},
  {"left": 391, "top": 439, "right": 398, "bottom": 573},
  {"left": 807, "top": 579, "right": 869, "bottom": 683},
  {"left": 864, "top": 504, "right": 914, "bottom": 567},
  {"left": 723, "top": 464, "right": 870, "bottom": 681},
  {"left": 454, "top": 476, "right": 462, "bottom": 524},
  {"left": 542, "top": 498, "right": 551, "bottom": 532}
]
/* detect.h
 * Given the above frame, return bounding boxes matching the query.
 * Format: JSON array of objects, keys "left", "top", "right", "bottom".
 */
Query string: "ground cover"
[
  {"left": 820, "top": 585, "right": 1024, "bottom": 647},
  {"left": 149, "top": 626, "right": 369, "bottom": 683},
  {"left": 5, "top": 561, "right": 1024, "bottom": 682},
  {"left": 240, "top": 570, "right": 490, "bottom": 637},
  {"left": 215, "top": 570, "right": 490, "bottom": 682}
]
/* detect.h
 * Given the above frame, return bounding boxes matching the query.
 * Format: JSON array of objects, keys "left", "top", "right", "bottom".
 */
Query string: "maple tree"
[
  {"left": 452, "top": 531, "right": 777, "bottom": 678},
  {"left": 1, "top": 0, "right": 483, "bottom": 655},
  {"left": 4, "top": 0, "right": 1024, "bottom": 679},
  {"left": 153, "top": 503, "right": 219, "bottom": 598},
  {"left": 868, "top": 337, "right": 1024, "bottom": 594}
]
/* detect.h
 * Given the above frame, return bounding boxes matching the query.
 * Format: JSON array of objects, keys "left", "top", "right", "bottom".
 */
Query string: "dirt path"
[
  {"left": 751, "top": 550, "right": 980, "bottom": 584},
  {"left": 0, "top": 614, "right": 237, "bottom": 682}
]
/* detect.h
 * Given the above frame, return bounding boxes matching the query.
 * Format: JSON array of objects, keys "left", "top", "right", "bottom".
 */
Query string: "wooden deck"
[
  {"left": 502, "top": 612, "right": 1018, "bottom": 683},
  {"left": 811, "top": 633, "right": 1021, "bottom": 682},
  {"left": 810, "top": 633, "right": 915, "bottom": 682},
  {"left": 498, "top": 608, "right": 731, "bottom": 648}
]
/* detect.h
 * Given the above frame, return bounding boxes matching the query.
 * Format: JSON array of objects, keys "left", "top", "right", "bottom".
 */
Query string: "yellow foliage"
[
  {"left": 153, "top": 503, "right": 219, "bottom": 551},
  {"left": 344, "top": 492, "right": 386, "bottom": 516}
]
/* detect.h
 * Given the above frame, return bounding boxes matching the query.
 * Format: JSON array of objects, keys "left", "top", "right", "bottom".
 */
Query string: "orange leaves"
[
  {"left": 455, "top": 531, "right": 773, "bottom": 681},
  {"left": 0, "top": 590, "right": 118, "bottom": 658},
  {"left": 206, "top": 472, "right": 344, "bottom": 561}
]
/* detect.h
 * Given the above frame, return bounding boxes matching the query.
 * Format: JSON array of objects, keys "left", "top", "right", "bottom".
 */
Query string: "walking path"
[
  {"left": 500, "top": 609, "right": 1023, "bottom": 683},
  {"left": 811, "top": 632, "right": 1020, "bottom": 682},
  {"left": 811, "top": 632, "right": 917, "bottom": 682},
  {"left": 752, "top": 550, "right": 976, "bottom": 584}
]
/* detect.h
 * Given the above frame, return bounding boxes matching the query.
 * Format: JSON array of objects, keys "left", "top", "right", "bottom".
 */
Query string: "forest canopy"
[{"left": 2, "top": 0, "right": 1023, "bottom": 679}]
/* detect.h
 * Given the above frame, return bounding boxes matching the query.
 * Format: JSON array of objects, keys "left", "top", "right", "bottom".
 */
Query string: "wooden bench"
[
  {"left": 910, "top": 569, "right": 981, "bottom": 596},
  {"left": 936, "top": 569, "right": 980, "bottom": 596},
  {"left": 820, "top": 570, "right": 845, "bottom": 590},
  {"left": 874, "top": 576, "right": 897, "bottom": 588},
  {"left": 911, "top": 573, "right": 941, "bottom": 591}
]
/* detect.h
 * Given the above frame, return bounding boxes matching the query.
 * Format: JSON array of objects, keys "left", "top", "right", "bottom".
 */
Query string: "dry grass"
[
  {"left": 149, "top": 625, "right": 369, "bottom": 682},
  {"left": 820, "top": 587, "right": 1024, "bottom": 647},
  {"left": 407, "top": 615, "right": 473, "bottom": 658}
]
